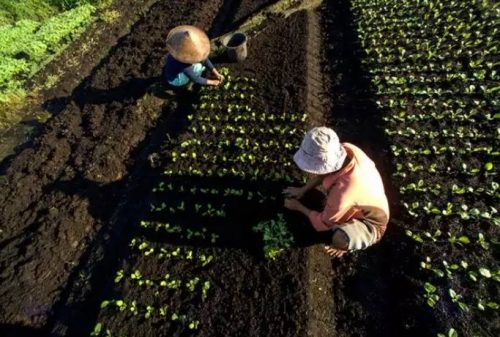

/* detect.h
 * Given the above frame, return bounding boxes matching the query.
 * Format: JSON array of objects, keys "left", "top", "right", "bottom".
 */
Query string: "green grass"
[
  {"left": 0, "top": 2, "right": 101, "bottom": 128},
  {"left": 0, "top": 1, "right": 56, "bottom": 25}
]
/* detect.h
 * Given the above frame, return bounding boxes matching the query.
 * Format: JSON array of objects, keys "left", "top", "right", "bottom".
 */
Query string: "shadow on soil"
[
  {"left": 0, "top": 324, "right": 47, "bottom": 337},
  {"left": 321, "top": 0, "right": 436, "bottom": 336},
  {"left": 46, "top": 87, "right": 200, "bottom": 337}
]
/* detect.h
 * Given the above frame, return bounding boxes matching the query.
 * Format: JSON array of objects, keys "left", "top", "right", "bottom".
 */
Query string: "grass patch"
[
  {"left": 0, "top": 3, "right": 98, "bottom": 128},
  {"left": 0, "top": 1, "right": 56, "bottom": 25}
]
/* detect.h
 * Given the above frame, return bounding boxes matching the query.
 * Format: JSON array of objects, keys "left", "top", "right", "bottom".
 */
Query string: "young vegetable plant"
[
  {"left": 201, "top": 280, "right": 211, "bottom": 301},
  {"left": 253, "top": 213, "right": 294, "bottom": 260},
  {"left": 423, "top": 282, "right": 439, "bottom": 308}
]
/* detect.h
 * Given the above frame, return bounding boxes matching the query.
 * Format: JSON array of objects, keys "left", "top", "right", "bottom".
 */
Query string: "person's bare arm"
[{"left": 283, "top": 174, "right": 323, "bottom": 199}]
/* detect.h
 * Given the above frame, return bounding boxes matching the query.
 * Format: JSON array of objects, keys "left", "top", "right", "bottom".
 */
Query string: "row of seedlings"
[
  {"left": 351, "top": 0, "right": 499, "bottom": 336},
  {"left": 90, "top": 68, "right": 303, "bottom": 336}
]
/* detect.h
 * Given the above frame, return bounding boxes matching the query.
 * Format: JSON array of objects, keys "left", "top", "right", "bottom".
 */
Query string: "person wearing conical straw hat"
[
  {"left": 163, "top": 25, "right": 224, "bottom": 87},
  {"left": 283, "top": 127, "right": 390, "bottom": 258}
]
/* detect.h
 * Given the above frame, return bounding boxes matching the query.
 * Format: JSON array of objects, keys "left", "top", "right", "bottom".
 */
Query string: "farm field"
[{"left": 0, "top": 1, "right": 498, "bottom": 337}]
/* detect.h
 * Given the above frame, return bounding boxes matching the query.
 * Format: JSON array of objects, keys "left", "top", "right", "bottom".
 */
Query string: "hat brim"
[
  {"left": 293, "top": 149, "right": 342, "bottom": 175},
  {"left": 166, "top": 25, "right": 210, "bottom": 64},
  {"left": 293, "top": 148, "right": 347, "bottom": 174}
]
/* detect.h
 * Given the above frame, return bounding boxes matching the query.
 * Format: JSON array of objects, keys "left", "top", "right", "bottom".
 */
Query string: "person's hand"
[
  {"left": 284, "top": 198, "right": 302, "bottom": 211},
  {"left": 212, "top": 69, "right": 225, "bottom": 82},
  {"left": 324, "top": 245, "right": 348, "bottom": 258},
  {"left": 208, "top": 79, "right": 221, "bottom": 86},
  {"left": 283, "top": 186, "right": 305, "bottom": 199}
]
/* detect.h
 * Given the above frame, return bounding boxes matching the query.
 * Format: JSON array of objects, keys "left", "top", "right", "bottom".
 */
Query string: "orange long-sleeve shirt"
[{"left": 308, "top": 143, "right": 389, "bottom": 241}]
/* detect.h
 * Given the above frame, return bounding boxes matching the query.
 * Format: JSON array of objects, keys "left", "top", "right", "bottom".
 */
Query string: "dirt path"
[
  {"left": 304, "top": 6, "right": 335, "bottom": 337},
  {"left": 319, "top": 1, "right": 438, "bottom": 336}
]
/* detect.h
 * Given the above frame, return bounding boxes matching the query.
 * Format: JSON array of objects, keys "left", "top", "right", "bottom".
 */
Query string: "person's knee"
[{"left": 331, "top": 229, "right": 349, "bottom": 250}]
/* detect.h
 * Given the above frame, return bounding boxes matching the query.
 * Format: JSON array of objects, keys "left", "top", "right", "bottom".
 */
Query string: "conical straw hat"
[{"left": 166, "top": 25, "right": 210, "bottom": 64}]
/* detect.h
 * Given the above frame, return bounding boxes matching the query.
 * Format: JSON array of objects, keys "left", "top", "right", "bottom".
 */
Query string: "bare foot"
[{"left": 324, "top": 245, "right": 347, "bottom": 258}]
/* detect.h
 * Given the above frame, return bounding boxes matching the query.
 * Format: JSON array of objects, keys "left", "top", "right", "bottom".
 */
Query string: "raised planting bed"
[
  {"left": 0, "top": 0, "right": 223, "bottom": 334},
  {"left": 61, "top": 10, "right": 315, "bottom": 336},
  {"left": 321, "top": 0, "right": 499, "bottom": 336}
]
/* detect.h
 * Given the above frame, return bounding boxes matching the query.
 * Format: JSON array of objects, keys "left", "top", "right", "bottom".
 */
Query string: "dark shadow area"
[
  {"left": 321, "top": 0, "right": 435, "bottom": 336},
  {"left": 47, "top": 8, "right": 313, "bottom": 335},
  {"left": 0, "top": 324, "right": 47, "bottom": 337},
  {"left": 221, "top": 0, "right": 281, "bottom": 35},
  {"left": 0, "top": 121, "right": 40, "bottom": 175},
  {"left": 47, "top": 88, "right": 200, "bottom": 337},
  {"left": 42, "top": 76, "right": 162, "bottom": 114},
  {"left": 208, "top": 0, "right": 242, "bottom": 38},
  {"left": 139, "top": 175, "right": 326, "bottom": 252}
]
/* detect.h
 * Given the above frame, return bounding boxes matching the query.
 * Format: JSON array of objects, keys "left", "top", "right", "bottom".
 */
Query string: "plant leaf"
[
  {"left": 457, "top": 236, "right": 470, "bottom": 244},
  {"left": 448, "top": 328, "right": 458, "bottom": 337},
  {"left": 479, "top": 268, "right": 491, "bottom": 278},
  {"left": 424, "top": 282, "right": 436, "bottom": 293}
]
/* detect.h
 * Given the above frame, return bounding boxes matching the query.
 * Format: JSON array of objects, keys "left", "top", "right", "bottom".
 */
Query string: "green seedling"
[
  {"left": 114, "top": 270, "right": 124, "bottom": 283},
  {"left": 90, "top": 323, "right": 102, "bottom": 337},
  {"left": 449, "top": 288, "right": 469, "bottom": 312},
  {"left": 477, "top": 299, "right": 499, "bottom": 311},
  {"left": 253, "top": 214, "right": 294, "bottom": 260},
  {"left": 420, "top": 257, "right": 445, "bottom": 278},
  {"left": 199, "top": 254, "right": 213, "bottom": 267},
  {"left": 130, "top": 270, "right": 142, "bottom": 280},
  {"left": 437, "top": 328, "right": 458, "bottom": 337},
  {"left": 202, "top": 281, "right": 211, "bottom": 301},
  {"left": 159, "top": 306, "right": 168, "bottom": 316},
  {"left": 101, "top": 299, "right": 127, "bottom": 312},
  {"left": 186, "top": 277, "right": 200, "bottom": 292},
  {"left": 145, "top": 306, "right": 154, "bottom": 319},
  {"left": 188, "top": 320, "right": 200, "bottom": 330},
  {"left": 447, "top": 233, "right": 470, "bottom": 246},
  {"left": 129, "top": 300, "right": 138, "bottom": 316},
  {"left": 476, "top": 233, "right": 489, "bottom": 250},
  {"left": 423, "top": 282, "right": 439, "bottom": 307}
]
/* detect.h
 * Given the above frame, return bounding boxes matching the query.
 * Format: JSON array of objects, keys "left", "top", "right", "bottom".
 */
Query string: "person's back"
[
  {"left": 284, "top": 127, "right": 390, "bottom": 257},
  {"left": 333, "top": 143, "right": 389, "bottom": 237},
  {"left": 163, "top": 54, "right": 190, "bottom": 83}
]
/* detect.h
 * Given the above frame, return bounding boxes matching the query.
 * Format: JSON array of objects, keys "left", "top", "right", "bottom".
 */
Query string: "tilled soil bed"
[
  {"left": 0, "top": 0, "right": 223, "bottom": 334},
  {"left": 54, "top": 9, "right": 312, "bottom": 337},
  {"left": 4, "top": 0, "right": 494, "bottom": 336},
  {"left": 0, "top": 1, "right": 315, "bottom": 336}
]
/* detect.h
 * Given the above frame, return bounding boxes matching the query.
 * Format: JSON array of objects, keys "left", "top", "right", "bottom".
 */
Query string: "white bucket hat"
[
  {"left": 166, "top": 25, "right": 210, "bottom": 64},
  {"left": 293, "top": 127, "right": 347, "bottom": 175}
]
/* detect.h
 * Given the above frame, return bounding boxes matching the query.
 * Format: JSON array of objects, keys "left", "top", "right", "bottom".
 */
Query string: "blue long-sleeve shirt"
[{"left": 163, "top": 54, "right": 215, "bottom": 85}]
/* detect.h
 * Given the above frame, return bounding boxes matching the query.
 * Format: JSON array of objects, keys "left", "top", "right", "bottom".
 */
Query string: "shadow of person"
[{"left": 0, "top": 323, "right": 46, "bottom": 337}]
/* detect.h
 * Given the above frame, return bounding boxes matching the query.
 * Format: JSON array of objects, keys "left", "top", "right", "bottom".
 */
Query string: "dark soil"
[
  {"left": 0, "top": 0, "right": 160, "bottom": 163},
  {"left": 0, "top": 1, "right": 315, "bottom": 337},
  {"left": 3, "top": 0, "right": 493, "bottom": 336},
  {"left": 0, "top": 0, "right": 223, "bottom": 335},
  {"left": 73, "top": 10, "right": 312, "bottom": 337},
  {"left": 319, "top": 1, "right": 438, "bottom": 336},
  {"left": 320, "top": 1, "right": 499, "bottom": 337}
]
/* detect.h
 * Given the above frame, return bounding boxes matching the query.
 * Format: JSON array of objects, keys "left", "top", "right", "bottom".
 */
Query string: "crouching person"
[
  {"left": 283, "top": 127, "right": 389, "bottom": 258},
  {"left": 163, "top": 25, "right": 224, "bottom": 88}
]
